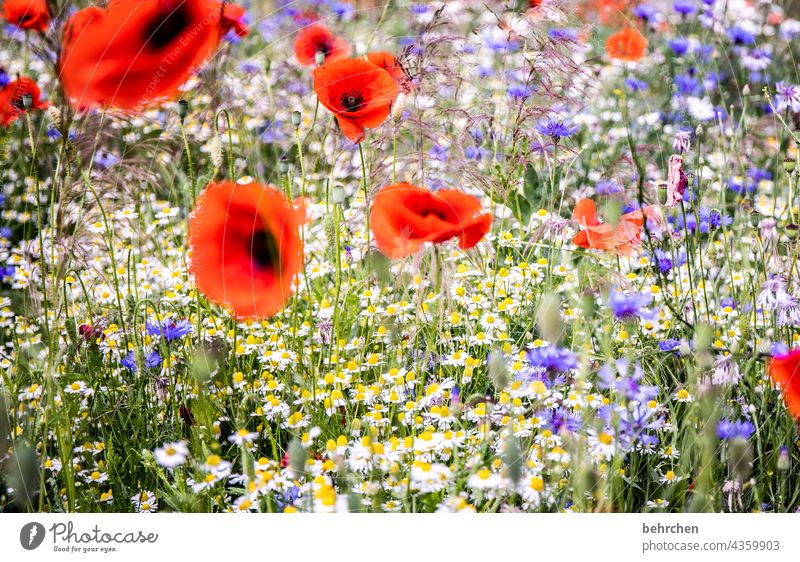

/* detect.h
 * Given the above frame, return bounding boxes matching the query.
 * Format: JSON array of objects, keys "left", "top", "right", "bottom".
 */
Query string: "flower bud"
[
  {"left": 209, "top": 135, "right": 223, "bottom": 169},
  {"left": 288, "top": 437, "right": 305, "bottom": 479},
  {"left": 742, "top": 84, "right": 750, "bottom": 96},
  {"left": 355, "top": 41, "right": 366, "bottom": 57},
  {"left": 332, "top": 184, "right": 346, "bottom": 205},
  {"left": 45, "top": 106, "right": 62, "bottom": 129},
  {"left": 728, "top": 438, "right": 752, "bottom": 482},
  {"left": 291, "top": 110, "right": 302, "bottom": 128},
  {"left": 22, "top": 93, "right": 33, "bottom": 110},
  {"left": 488, "top": 352, "right": 510, "bottom": 391},
  {"left": 784, "top": 158, "right": 797, "bottom": 174},
  {"left": 749, "top": 210, "right": 760, "bottom": 228},
  {"left": 278, "top": 156, "right": 290, "bottom": 174},
  {"left": 786, "top": 224, "right": 799, "bottom": 241},
  {"left": 777, "top": 446, "right": 790, "bottom": 471},
  {"left": 177, "top": 99, "right": 189, "bottom": 122}
]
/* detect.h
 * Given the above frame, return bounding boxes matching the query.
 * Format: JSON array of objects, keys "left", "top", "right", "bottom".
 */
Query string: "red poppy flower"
[
  {"left": 313, "top": 58, "right": 398, "bottom": 143},
  {"left": 572, "top": 198, "right": 657, "bottom": 256},
  {"left": 293, "top": 23, "right": 350, "bottom": 66},
  {"left": 369, "top": 183, "right": 492, "bottom": 259},
  {"left": 366, "top": 51, "right": 413, "bottom": 93},
  {"left": 189, "top": 180, "right": 305, "bottom": 319},
  {"left": 767, "top": 350, "right": 800, "bottom": 421},
  {"left": 605, "top": 27, "right": 648, "bottom": 61},
  {"left": 221, "top": 2, "right": 249, "bottom": 38},
  {"left": 59, "top": 0, "right": 237, "bottom": 110},
  {"left": 0, "top": 77, "right": 48, "bottom": 127},
  {"left": 2, "top": 0, "right": 49, "bottom": 31}
]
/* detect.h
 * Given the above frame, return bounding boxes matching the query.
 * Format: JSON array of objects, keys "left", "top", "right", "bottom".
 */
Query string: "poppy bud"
[
  {"left": 278, "top": 156, "right": 290, "bottom": 174},
  {"left": 742, "top": 84, "right": 750, "bottom": 96},
  {"left": 177, "top": 99, "right": 189, "bottom": 122},
  {"left": 332, "top": 184, "right": 346, "bottom": 204},
  {"left": 392, "top": 92, "right": 407, "bottom": 121},
  {"left": 315, "top": 51, "right": 325, "bottom": 66},
  {"left": 749, "top": 210, "right": 760, "bottom": 228},
  {"left": 786, "top": 224, "right": 799, "bottom": 241},
  {"left": 777, "top": 446, "right": 790, "bottom": 471},
  {"left": 22, "top": 93, "right": 33, "bottom": 110},
  {"left": 291, "top": 110, "right": 302, "bottom": 128},
  {"left": 209, "top": 136, "right": 223, "bottom": 169},
  {"left": 502, "top": 436, "right": 523, "bottom": 487},
  {"left": 727, "top": 438, "right": 752, "bottom": 482},
  {"left": 287, "top": 437, "right": 305, "bottom": 479},
  {"left": 784, "top": 158, "right": 797, "bottom": 174},
  {"left": 488, "top": 352, "right": 510, "bottom": 391},
  {"left": 695, "top": 124, "right": 703, "bottom": 136},
  {"left": 46, "top": 106, "right": 61, "bottom": 129}
]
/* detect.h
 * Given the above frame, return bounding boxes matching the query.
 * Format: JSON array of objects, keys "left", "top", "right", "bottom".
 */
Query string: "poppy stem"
[
  {"left": 359, "top": 142, "right": 371, "bottom": 261},
  {"left": 179, "top": 118, "right": 196, "bottom": 203}
]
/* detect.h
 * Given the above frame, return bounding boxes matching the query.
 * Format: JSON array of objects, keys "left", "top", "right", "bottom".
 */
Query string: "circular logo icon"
[{"left": 20, "top": 522, "right": 46, "bottom": 550}]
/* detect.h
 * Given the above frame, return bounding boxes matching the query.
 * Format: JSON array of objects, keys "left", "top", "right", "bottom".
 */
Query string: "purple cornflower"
[
  {"left": 608, "top": 289, "right": 652, "bottom": 321},
  {"left": 146, "top": 318, "right": 193, "bottom": 341},
  {"left": 775, "top": 82, "right": 800, "bottom": 113},
  {"left": 527, "top": 345, "right": 577, "bottom": 373},
  {"left": 717, "top": 419, "right": 755, "bottom": 440},
  {"left": 742, "top": 48, "right": 771, "bottom": 72},
  {"left": 534, "top": 116, "right": 579, "bottom": 140}
]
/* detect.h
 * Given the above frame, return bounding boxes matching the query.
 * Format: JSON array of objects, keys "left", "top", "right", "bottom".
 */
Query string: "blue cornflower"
[
  {"left": 464, "top": 146, "right": 489, "bottom": 160},
  {"left": 258, "top": 119, "right": 286, "bottom": 143},
  {"left": 717, "top": 419, "right": 755, "bottom": 440},
  {"left": 146, "top": 318, "right": 193, "bottom": 341},
  {"left": 0, "top": 69, "right": 9, "bottom": 87},
  {"left": 668, "top": 37, "right": 690, "bottom": 56},
  {"left": 548, "top": 28, "right": 578, "bottom": 41},
  {"left": 93, "top": 152, "right": 118, "bottom": 170},
  {"left": 275, "top": 486, "right": 301, "bottom": 511},
  {"left": 652, "top": 249, "right": 673, "bottom": 273},
  {"left": 527, "top": 345, "right": 577, "bottom": 373},
  {"left": 598, "top": 359, "right": 658, "bottom": 402},
  {"left": 675, "top": 73, "right": 701, "bottom": 96},
  {"left": 121, "top": 350, "right": 162, "bottom": 373},
  {"left": 673, "top": 0, "right": 697, "bottom": 16},
  {"left": 409, "top": 3, "right": 429, "bottom": 14},
  {"left": 632, "top": 3, "right": 657, "bottom": 21},
  {"left": 428, "top": 144, "right": 449, "bottom": 162},
  {"left": 727, "top": 26, "right": 755, "bottom": 46},
  {"left": 658, "top": 338, "right": 680, "bottom": 352},
  {"left": 608, "top": 289, "right": 652, "bottom": 321},
  {"left": 534, "top": 116, "right": 579, "bottom": 140},
  {"left": 548, "top": 407, "right": 582, "bottom": 433},
  {"left": 625, "top": 78, "right": 648, "bottom": 92},
  {"left": 330, "top": 1, "right": 354, "bottom": 18},
  {"left": 507, "top": 84, "right": 531, "bottom": 100},
  {"left": 596, "top": 180, "right": 622, "bottom": 195}
]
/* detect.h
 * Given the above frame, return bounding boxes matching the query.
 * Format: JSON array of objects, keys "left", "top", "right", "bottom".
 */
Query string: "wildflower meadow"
[{"left": 2, "top": 0, "right": 800, "bottom": 516}]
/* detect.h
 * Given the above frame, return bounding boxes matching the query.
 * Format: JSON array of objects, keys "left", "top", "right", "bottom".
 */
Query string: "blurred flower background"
[{"left": 1, "top": 0, "right": 800, "bottom": 513}]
